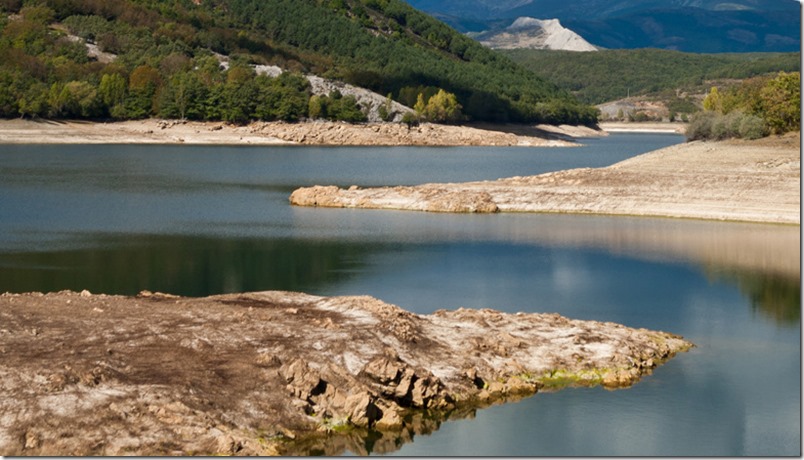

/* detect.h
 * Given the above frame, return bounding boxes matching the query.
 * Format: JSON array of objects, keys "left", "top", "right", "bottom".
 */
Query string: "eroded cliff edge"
[{"left": 1, "top": 290, "right": 692, "bottom": 456}]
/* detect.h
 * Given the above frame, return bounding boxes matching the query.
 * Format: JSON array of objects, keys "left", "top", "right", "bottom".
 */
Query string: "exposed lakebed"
[{"left": 0, "top": 134, "right": 799, "bottom": 455}]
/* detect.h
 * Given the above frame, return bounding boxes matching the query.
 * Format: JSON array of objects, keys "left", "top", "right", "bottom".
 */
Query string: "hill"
[
  {"left": 503, "top": 48, "right": 801, "bottom": 107},
  {"left": 406, "top": 0, "right": 801, "bottom": 53},
  {"left": 0, "top": 0, "right": 597, "bottom": 125}
]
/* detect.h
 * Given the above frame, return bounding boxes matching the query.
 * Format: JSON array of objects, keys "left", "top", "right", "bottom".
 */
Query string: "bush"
[
  {"left": 306, "top": 91, "right": 366, "bottom": 122},
  {"left": 738, "top": 114, "right": 768, "bottom": 139},
  {"left": 686, "top": 111, "right": 768, "bottom": 141},
  {"left": 685, "top": 111, "right": 717, "bottom": 141},
  {"left": 401, "top": 111, "right": 419, "bottom": 128}
]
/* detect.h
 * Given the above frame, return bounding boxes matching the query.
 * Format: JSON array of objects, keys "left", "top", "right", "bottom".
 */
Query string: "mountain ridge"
[{"left": 405, "top": 0, "right": 800, "bottom": 52}]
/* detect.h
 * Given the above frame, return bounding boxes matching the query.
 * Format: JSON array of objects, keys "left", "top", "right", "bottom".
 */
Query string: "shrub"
[
  {"left": 738, "top": 114, "right": 768, "bottom": 140},
  {"left": 401, "top": 111, "right": 419, "bottom": 128},
  {"left": 686, "top": 111, "right": 768, "bottom": 141},
  {"left": 685, "top": 111, "right": 717, "bottom": 141}
]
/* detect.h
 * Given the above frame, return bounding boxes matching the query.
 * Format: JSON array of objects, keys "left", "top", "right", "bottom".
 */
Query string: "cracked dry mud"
[{"left": 1, "top": 290, "right": 691, "bottom": 456}]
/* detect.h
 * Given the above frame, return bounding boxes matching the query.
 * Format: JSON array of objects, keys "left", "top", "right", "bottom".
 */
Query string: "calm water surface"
[{"left": 0, "top": 134, "right": 799, "bottom": 456}]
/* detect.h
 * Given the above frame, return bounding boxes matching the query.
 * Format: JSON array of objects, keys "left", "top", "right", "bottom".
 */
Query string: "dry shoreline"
[
  {"left": 290, "top": 133, "right": 801, "bottom": 225},
  {"left": 0, "top": 289, "right": 692, "bottom": 456},
  {"left": 597, "top": 121, "right": 687, "bottom": 134},
  {"left": 0, "top": 118, "right": 600, "bottom": 146},
  {"left": 0, "top": 119, "right": 682, "bottom": 146}
]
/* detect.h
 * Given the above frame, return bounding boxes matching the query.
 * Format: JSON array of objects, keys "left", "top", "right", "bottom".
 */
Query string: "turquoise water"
[{"left": 0, "top": 133, "right": 799, "bottom": 456}]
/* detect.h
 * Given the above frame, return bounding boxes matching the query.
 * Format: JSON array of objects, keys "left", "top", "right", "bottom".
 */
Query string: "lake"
[{"left": 0, "top": 133, "right": 799, "bottom": 456}]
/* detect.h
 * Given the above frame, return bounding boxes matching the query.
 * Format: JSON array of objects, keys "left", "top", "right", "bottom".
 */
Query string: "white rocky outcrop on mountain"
[
  {"left": 67, "top": 42, "right": 412, "bottom": 123},
  {"left": 216, "top": 54, "right": 413, "bottom": 122},
  {"left": 477, "top": 17, "right": 598, "bottom": 52},
  {"left": 304, "top": 75, "right": 413, "bottom": 123}
]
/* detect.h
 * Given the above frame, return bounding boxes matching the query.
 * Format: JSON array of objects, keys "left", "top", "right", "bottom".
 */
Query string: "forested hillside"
[
  {"left": 504, "top": 48, "right": 801, "bottom": 104},
  {"left": 0, "top": 0, "right": 598, "bottom": 125}
]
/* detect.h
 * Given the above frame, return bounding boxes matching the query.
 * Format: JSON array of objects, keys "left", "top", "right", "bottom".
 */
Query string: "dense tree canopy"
[
  {"left": 0, "top": 0, "right": 599, "bottom": 125},
  {"left": 688, "top": 71, "right": 800, "bottom": 140},
  {"left": 504, "top": 48, "right": 800, "bottom": 105}
]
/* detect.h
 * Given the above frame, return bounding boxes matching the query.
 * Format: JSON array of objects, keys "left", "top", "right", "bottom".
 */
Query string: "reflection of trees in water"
[
  {"left": 711, "top": 268, "right": 800, "bottom": 325},
  {"left": 287, "top": 412, "right": 445, "bottom": 456},
  {"left": 0, "top": 234, "right": 383, "bottom": 297},
  {"left": 283, "top": 395, "right": 532, "bottom": 456}
]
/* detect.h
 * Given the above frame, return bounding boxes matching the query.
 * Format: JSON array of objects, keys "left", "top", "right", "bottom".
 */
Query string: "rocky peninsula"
[
  {"left": 0, "top": 290, "right": 691, "bottom": 456},
  {"left": 291, "top": 133, "right": 801, "bottom": 225}
]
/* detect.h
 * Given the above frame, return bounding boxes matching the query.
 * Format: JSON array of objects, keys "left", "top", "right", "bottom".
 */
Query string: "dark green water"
[{"left": 0, "top": 134, "right": 799, "bottom": 456}]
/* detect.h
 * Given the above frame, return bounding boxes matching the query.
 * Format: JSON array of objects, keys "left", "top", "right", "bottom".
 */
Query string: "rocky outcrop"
[
  {"left": 290, "top": 185, "right": 500, "bottom": 213},
  {"left": 476, "top": 17, "right": 598, "bottom": 51},
  {"left": 305, "top": 75, "right": 412, "bottom": 123},
  {"left": 0, "top": 290, "right": 691, "bottom": 456}
]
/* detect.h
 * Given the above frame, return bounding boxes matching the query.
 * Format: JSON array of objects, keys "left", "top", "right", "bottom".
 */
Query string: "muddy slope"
[{"left": 0, "top": 290, "right": 691, "bottom": 456}]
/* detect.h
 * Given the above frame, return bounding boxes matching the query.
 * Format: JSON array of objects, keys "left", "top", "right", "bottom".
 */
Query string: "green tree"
[
  {"left": 401, "top": 111, "right": 419, "bottom": 128},
  {"left": 253, "top": 73, "right": 309, "bottom": 122},
  {"left": 18, "top": 81, "right": 48, "bottom": 118},
  {"left": 61, "top": 81, "right": 101, "bottom": 118},
  {"left": 421, "top": 89, "right": 462, "bottom": 123},
  {"left": 99, "top": 73, "right": 127, "bottom": 116},
  {"left": 0, "top": 70, "right": 19, "bottom": 117},
  {"left": 159, "top": 71, "right": 205, "bottom": 120},
  {"left": 308, "top": 94, "right": 325, "bottom": 119},
  {"left": 125, "top": 65, "right": 160, "bottom": 119},
  {"left": 758, "top": 72, "right": 800, "bottom": 134},
  {"left": 378, "top": 92, "right": 394, "bottom": 121},
  {"left": 413, "top": 92, "right": 426, "bottom": 116}
]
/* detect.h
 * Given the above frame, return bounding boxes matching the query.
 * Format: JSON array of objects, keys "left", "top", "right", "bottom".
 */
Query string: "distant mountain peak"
[
  {"left": 476, "top": 17, "right": 598, "bottom": 51},
  {"left": 407, "top": 0, "right": 800, "bottom": 52}
]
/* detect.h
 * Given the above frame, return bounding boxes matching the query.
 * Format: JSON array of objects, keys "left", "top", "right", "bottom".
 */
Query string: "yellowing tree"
[
  {"left": 702, "top": 86, "right": 721, "bottom": 112},
  {"left": 759, "top": 71, "right": 800, "bottom": 134},
  {"left": 414, "top": 89, "right": 463, "bottom": 123}
]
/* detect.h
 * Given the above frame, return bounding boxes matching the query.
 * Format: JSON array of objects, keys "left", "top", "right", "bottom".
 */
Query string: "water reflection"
[
  {"left": 0, "top": 234, "right": 383, "bottom": 297},
  {"left": 285, "top": 395, "right": 534, "bottom": 456},
  {"left": 0, "top": 214, "right": 798, "bottom": 328},
  {"left": 711, "top": 269, "right": 800, "bottom": 325},
  {"left": 287, "top": 209, "right": 800, "bottom": 279},
  {"left": 0, "top": 136, "right": 798, "bottom": 455}
]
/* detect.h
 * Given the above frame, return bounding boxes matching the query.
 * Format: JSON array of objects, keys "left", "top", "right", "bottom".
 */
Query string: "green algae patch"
[{"left": 537, "top": 368, "right": 605, "bottom": 390}]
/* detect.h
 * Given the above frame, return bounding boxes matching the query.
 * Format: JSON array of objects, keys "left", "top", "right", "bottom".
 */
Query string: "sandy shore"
[
  {"left": 0, "top": 289, "right": 691, "bottom": 456},
  {"left": 291, "top": 133, "right": 801, "bottom": 225},
  {"left": 598, "top": 121, "right": 687, "bottom": 134},
  {"left": 0, "top": 119, "right": 596, "bottom": 146}
]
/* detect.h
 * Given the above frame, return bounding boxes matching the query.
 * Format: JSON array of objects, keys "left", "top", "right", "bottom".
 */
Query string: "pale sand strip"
[
  {"left": 290, "top": 134, "right": 801, "bottom": 225},
  {"left": 0, "top": 119, "right": 581, "bottom": 146},
  {"left": 598, "top": 121, "right": 687, "bottom": 134}
]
